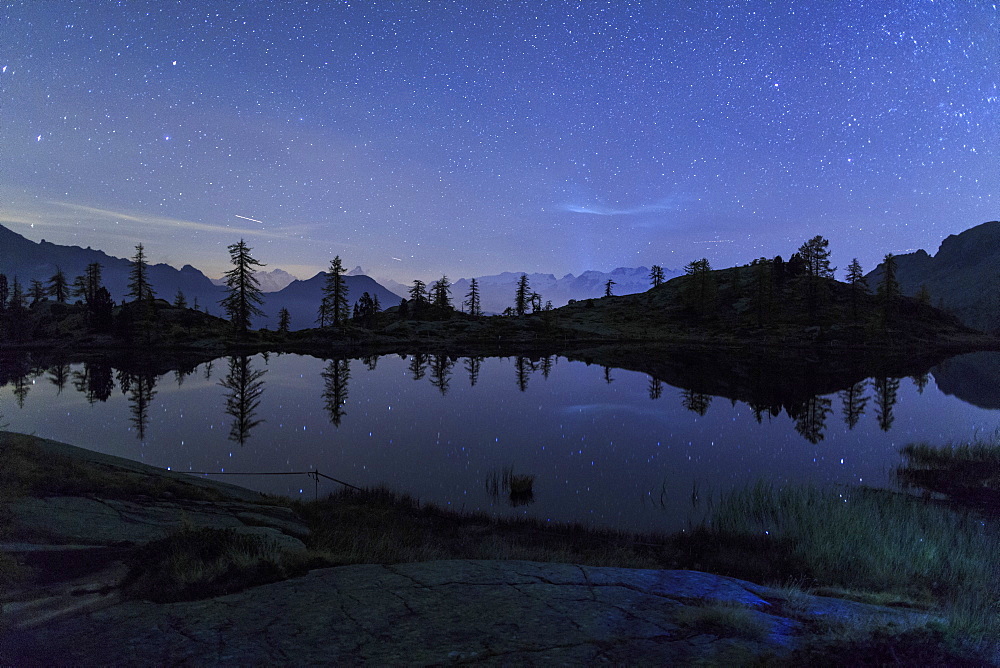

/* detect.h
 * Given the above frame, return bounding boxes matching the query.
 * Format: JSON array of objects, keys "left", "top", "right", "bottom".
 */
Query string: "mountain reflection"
[{"left": 220, "top": 355, "right": 266, "bottom": 445}]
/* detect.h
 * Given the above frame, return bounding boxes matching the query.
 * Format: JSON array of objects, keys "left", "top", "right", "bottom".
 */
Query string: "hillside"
[
  {"left": 866, "top": 221, "right": 1000, "bottom": 332},
  {"left": 0, "top": 225, "right": 402, "bottom": 331}
]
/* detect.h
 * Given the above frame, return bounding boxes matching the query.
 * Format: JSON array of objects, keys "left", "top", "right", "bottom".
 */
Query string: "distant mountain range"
[
  {"left": 382, "top": 266, "right": 681, "bottom": 314},
  {"left": 0, "top": 225, "right": 401, "bottom": 331},
  {"left": 210, "top": 268, "right": 297, "bottom": 293},
  {"left": 866, "top": 220, "right": 1000, "bottom": 332}
]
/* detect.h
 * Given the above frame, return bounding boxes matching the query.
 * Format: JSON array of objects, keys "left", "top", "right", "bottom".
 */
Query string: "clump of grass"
[
  {"left": 122, "top": 527, "right": 313, "bottom": 602},
  {"left": 898, "top": 439, "right": 1000, "bottom": 511},
  {"left": 699, "top": 482, "right": 1000, "bottom": 661},
  {"left": 708, "top": 483, "right": 998, "bottom": 602},
  {"left": 295, "top": 486, "right": 671, "bottom": 569},
  {"left": 672, "top": 602, "right": 770, "bottom": 641}
]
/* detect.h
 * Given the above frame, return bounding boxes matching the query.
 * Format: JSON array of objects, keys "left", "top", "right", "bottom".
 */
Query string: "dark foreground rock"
[{"left": 5, "top": 559, "right": 940, "bottom": 666}]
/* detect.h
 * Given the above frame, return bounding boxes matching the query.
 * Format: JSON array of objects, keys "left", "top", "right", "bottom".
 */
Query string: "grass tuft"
[
  {"left": 672, "top": 602, "right": 771, "bottom": 641},
  {"left": 122, "top": 527, "right": 313, "bottom": 602}
]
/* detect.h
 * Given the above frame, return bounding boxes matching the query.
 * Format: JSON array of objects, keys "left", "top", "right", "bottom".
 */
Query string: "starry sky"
[{"left": 1, "top": 1, "right": 997, "bottom": 283}]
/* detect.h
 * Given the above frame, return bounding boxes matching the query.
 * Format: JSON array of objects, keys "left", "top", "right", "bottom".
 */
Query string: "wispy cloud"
[
  {"left": 47, "top": 202, "right": 295, "bottom": 239},
  {"left": 559, "top": 196, "right": 688, "bottom": 216}
]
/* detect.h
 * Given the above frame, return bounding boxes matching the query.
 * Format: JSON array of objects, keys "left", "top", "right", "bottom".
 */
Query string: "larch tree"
[
  {"left": 514, "top": 274, "right": 531, "bottom": 316},
  {"left": 47, "top": 267, "right": 69, "bottom": 303},
  {"left": 464, "top": 277, "right": 481, "bottom": 316},
  {"left": 219, "top": 239, "right": 266, "bottom": 334},
  {"left": 321, "top": 256, "right": 349, "bottom": 327},
  {"left": 277, "top": 307, "right": 291, "bottom": 333},
  {"left": 127, "top": 243, "right": 155, "bottom": 302},
  {"left": 604, "top": 279, "right": 615, "bottom": 297},
  {"left": 876, "top": 253, "right": 900, "bottom": 327},
  {"left": 649, "top": 265, "right": 665, "bottom": 288},
  {"left": 845, "top": 258, "right": 867, "bottom": 322},
  {"left": 430, "top": 275, "right": 452, "bottom": 311}
]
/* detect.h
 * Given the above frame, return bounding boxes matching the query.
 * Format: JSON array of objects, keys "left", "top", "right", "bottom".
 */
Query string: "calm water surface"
[{"left": 3, "top": 351, "right": 999, "bottom": 532}]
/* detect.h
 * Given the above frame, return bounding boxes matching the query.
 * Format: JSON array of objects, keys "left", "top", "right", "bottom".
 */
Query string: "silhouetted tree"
[
  {"left": 173, "top": 289, "right": 187, "bottom": 309},
  {"left": 797, "top": 235, "right": 834, "bottom": 320},
  {"left": 29, "top": 279, "right": 46, "bottom": 306},
  {"left": 127, "top": 244, "right": 155, "bottom": 302},
  {"left": 220, "top": 355, "right": 267, "bottom": 444},
  {"left": 91, "top": 287, "right": 114, "bottom": 332},
  {"left": 750, "top": 258, "right": 774, "bottom": 327},
  {"left": 604, "top": 279, "right": 615, "bottom": 297},
  {"left": 321, "top": 256, "right": 349, "bottom": 327},
  {"left": 277, "top": 307, "right": 291, "bottom": 333},
  {"left": 683, "top": 258, "right": 715, "bottom": 315},
  {"left": 430, "top": 275, "right": 452, "bottom": 311},
  {"left": 219, "top": 239, "right": 266, "bottom": 334},
  {"left": 649, "top": 265, "right": 665, "bottom": 288},
  {"left": 0, "top": 274, "right": 8, "bottom": 311},
  {"left": 876, "top": 253, "right": 900, "bottom": 328},
  {"left": 540, "top": 355, "right": 554, "bottom": 378},
  {"left": 353, "top": 292, "right": 379, "bottom": 327},
  {"left": 408, "top": 279, "right": 428, "bottom": 317},
  {"left": 321, "top": 358, "right": 350, "bottom": 427},
  {"left": 47, "top": 267, "right": 69, "bottom": 303},
  {"left": 464, "top": 278, "right": 482, "bottom": 316},
  {"left": 515, "top": 274, "right": 531, "bottom": 317},
  {"left": 845, "top": 258, "right": 867, "bottom": 322}
]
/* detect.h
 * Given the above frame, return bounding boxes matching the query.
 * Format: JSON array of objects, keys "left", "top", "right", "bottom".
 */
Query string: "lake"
[{"left": 3, "top": 349, "right": 999, "bottom": 533}]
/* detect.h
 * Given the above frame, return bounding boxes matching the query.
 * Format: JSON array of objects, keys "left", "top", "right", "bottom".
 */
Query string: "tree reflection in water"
[
  {"left": 840, "top": 380, "right": 869, "bottom": 430},
  {"left": 220, "top": 355, "right": 266, "bottom": 445},
  {"left": 875, "top": 377, "right": 901, "bottom": 432},
  {"left": 118, "top": 368, "right": 158, "bottom": 441},
  {"left": 321, "top": 358, "right": 350, "bottom": 427}
]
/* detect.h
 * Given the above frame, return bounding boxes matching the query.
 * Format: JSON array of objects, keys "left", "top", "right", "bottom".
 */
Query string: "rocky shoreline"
[{"left": 0, "top": 433, "right": 983, "bottom": 665}]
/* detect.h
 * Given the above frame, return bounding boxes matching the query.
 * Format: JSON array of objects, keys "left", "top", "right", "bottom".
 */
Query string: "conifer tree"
[
  {"left": 320, "top": 256, "right": 349, "bottom": 327},
  {"left": 430, "top": 275, "right": 452, "bottom": 311},
  {"left": 48, "top": 267, "right": 69, "bottom": 303},
  {"left": 127, "top": 243, "right": 155, "bottom": 302},
  {"left": 173, "top": 290, "right": 188, "bottom": 309},
  {"left": 515, "top": 274, "right": 531, "bottom": 316},
  {"left": 277, "top": 307, "right": 291, "bottom": 333},
  {"left": 219, "top": 239, "right": 266, "bottom": 334},
  {"left": 464, "top": 278, "right": 481, "bottom": 316},
  {"left": 604, "top": 279, "right": 615, "bottom": 297},
  {"left": 650, "top": 265, "right": 665, "bottom": 288},
  {"left": 29, "top": 279, "right": 46, "bottom": 305},
  {"left": 876, "top": 253, "right": 900, "bottom": 327},
  {"left": 0, "top": 274, "right": 8, "bottom": 312},
  {"left": 845, "top": 258, "right": 867, "bottom": 322}
]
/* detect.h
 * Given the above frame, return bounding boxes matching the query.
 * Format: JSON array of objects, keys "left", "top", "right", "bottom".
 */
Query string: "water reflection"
[
  {"left": 3, "top": 348, "right": 1000, "bottom": 532},
  {"left": 220, "top": 355, "right": 266, "bottom": 445},
  {"left": 321, "top": 359, "right": 350, "bottom": 427},
  {"left": 118, "top": 368, "right": 158, "bottom": 440}
]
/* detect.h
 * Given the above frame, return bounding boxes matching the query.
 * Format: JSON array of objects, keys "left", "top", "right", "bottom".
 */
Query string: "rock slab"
[{"left": 5, "top": 559, "right": 936, "bottom": 666}]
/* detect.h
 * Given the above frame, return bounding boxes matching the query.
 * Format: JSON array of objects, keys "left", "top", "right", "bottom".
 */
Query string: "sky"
[{"left": 1, "top": 1, "right": 997, "bottom": 283}]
